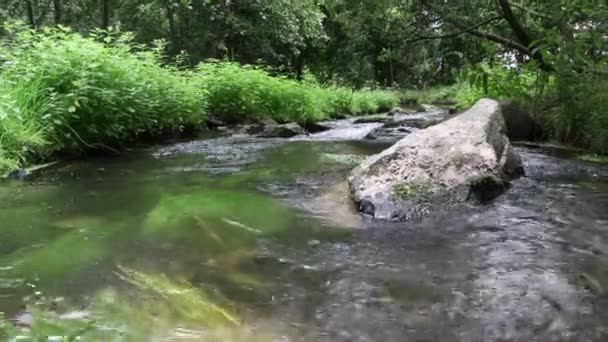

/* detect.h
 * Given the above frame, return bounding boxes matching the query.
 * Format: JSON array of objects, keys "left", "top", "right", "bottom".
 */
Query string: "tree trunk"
[
  {"left": 101, "top": 0, "right": 110, "bottom": 29},
  {"left": 294, "top": 54, "right": 304, "bottom": 80},
  {"left": 497, "top": 0, "right": 532, "bottom": 47},
  {"left": 53, "top": 0, "right": 62, "bottom": 25},
  {"left": 166, "top": 1, "right": 180, "bottom": 53},
  {"left": 25, "top": 0, "right": 35, "bottom": 28}
]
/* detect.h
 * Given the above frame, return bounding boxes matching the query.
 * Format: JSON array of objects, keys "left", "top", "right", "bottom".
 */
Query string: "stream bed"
[{"left": 1, "top": 113, "right": 608, "bottom": 341}]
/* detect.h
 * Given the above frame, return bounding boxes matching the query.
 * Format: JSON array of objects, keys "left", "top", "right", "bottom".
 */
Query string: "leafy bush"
[
  {"left": 195, "top": 61, "right": 398, "bottom": 123},
  {"left": 453, "top": 62, "right": 607, "bottom": 154},
  {"left": 0, "top": 25, "right": 399, "bottom": 175},
  {"left": 549, "top": 68, "right": 608, "bottom": 153},
  {"left": 0, "top": 80, "right": 52, "bottom": 172},
  {"left": 453, "top": 63, "right": 548, "bottom": 109},
  {"left": 400, "top": 85, "right": 458, "bottom": 106},
  {"left": 0, "top": 24, "right": 205, "bottom": 172},
  {"left": 195, "top": 62, "right": 312, "bottom": 124}
]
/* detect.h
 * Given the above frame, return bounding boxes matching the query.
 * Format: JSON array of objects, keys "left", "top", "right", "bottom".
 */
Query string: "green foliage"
[
  {"left": 0, "top": 79, "right": 51, "bottom": 173},
  {"left": 400, "top": 85, "right": 458, "bottom": 106},
  {"left": 1, "top": 24, "right": 206, "bottom": 146},
  {"left": 196, "top": 61, "right": 398, "bottom": 124},
  {"left": 0, "top": 25, "right": 397, "bottom": 174},
  {"left": 453, "top": 61, "right": 608, "bottom": 154},
  {"left": 548, "top": 66, "right": 608, "bottom": 154},
  {"left": 0, "top": 24, "right": 206, "bottom": 173},
  {"left": 196, "top": 62, "right": 322, "bottom": 124},
  {"left": 454, "top": 63, "right": 549, "bottom": 109}
]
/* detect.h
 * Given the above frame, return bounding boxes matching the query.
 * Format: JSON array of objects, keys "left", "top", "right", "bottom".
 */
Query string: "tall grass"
[
  {"left": 0, "top": 80, "right": 52, "bottom": 172},
  {"left": 195, "top": 61, "right": 398, "bottom": 124},
  {"left": 0, "top": 25, "right": 205, "bottom": 152}
]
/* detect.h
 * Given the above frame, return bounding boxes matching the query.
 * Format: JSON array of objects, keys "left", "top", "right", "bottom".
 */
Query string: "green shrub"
[
  {"left": 0, "top": 25, "right": 400, "bottom": 175},
  {"left": 195, "top": 61, "right": 398, "bottom": 123},
  {"left": 0, "top": 24, "right": 205, "bottom": 156},
  {"left": 350, "top": 89, "right": 398, "bottom": 115},
  {"left": 400, "top": 85, "right": 458, "bottom": 106},
  {"left": 549, "top": 70, "right": 608, "bottom": 154},
  {"left": 0, "top": 24, "right": 206, "bottom": 174},
  {"left": 0, "top": 80, "right": 51, "bottom": 174},
  {"left": 453, "top": 63, "right": 546, "bottom": 109},
  {"left": 453, "top": 62, "right": 607, "bottom": 154},
  {"left": 195, "top": 62, "right": 317, "bottom": 124}
]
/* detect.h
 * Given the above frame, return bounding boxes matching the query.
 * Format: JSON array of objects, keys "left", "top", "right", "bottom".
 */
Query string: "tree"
[
  {"left": 24, "top": 0, "right": 35, "bottom": 28},
  {"left": 100, "top": 0, "right": 110, "bottom": 29},
  {"left": 53, "top": 0, "right": 61, "bottom": 25}
]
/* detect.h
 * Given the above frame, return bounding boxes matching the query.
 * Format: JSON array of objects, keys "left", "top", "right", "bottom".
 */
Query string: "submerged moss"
[
  {"left": 115, "top": 266, "right": 240, "bottom": 326},
  {"left": 1, "top": 267, "right": 242, "bottom": 341},
  {"left": 392, "top": 182, "right": 432, "bottom": 199},
  {"left": 321, "top": 153, "right": 367, "bottom": 165}
]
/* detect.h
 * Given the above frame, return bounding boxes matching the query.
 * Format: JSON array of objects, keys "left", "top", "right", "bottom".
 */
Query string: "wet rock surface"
[
  {"left": 364, "top": 109, "right": 447, "bottom": 143},
  {"left": 349, "top": 99, "right": 523, "bottom": 220},
  {"left": 353, "top": 115, "right": 395, "bottom": 124},
  {"left": 246, "top": 120, "right": 306, "bottom": 138}
]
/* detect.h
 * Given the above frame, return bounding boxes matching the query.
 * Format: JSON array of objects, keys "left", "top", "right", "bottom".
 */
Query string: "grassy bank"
[{"left": 0, "top": 25, "right": 398, "bottom": 175}]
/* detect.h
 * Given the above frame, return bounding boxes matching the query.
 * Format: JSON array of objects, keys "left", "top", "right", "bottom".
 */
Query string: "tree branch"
[
  {"left": 421, "top": 0, "right": 554, "bottom": 71},
  {"left": 407, "top": 15, "right": 504, "bottom": 43},
  {"left": 497, "top": 0, "right": 532, "bottom": 47},
  {"left": 508, "top": 1, "right": 551, "bottom": 20},
  {"left": 497, "top": 0, "right": 553, "bottom": 71}
]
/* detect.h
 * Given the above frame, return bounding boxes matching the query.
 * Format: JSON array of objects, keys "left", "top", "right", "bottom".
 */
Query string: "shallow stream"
[{"left": 1, "top": 113, "right": 607, "bottom": 341}]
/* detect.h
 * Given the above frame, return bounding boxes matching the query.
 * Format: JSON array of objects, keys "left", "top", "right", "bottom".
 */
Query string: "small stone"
[{"left": 308, "top": 239, "right": 321, "bottom": 247}]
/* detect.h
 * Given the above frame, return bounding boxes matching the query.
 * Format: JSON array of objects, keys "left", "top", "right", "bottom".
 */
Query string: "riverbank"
[{"left": 0, "top": 26, "right": 398, "bottom": 176}]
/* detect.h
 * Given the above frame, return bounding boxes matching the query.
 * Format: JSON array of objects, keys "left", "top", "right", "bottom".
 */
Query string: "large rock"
[{"left": 348, "top": 99, "right": 523, "bottom": 221}]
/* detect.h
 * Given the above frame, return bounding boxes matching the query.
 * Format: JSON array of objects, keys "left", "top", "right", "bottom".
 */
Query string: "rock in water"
[
  {"left": 258, "top": 122, "right": 304, "bottom": 138},
  {"left": 500, "top": 100, "right": 545, "bottom": 141},
  {"left": 348, "top": 99, "right": 523, "bottom": 221},
  {"left": 246, "top": 120, "right": 305, "bottom": 138}
]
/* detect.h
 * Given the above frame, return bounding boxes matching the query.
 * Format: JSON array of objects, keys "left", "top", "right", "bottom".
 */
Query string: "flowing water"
[{"left": 0, "top": 114, "right": 607, "bottom": 341}]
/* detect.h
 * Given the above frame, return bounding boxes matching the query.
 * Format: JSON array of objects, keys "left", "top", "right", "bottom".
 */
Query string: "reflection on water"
[{"left": 0, "top": 134, "right": 607, "bottom": 341}]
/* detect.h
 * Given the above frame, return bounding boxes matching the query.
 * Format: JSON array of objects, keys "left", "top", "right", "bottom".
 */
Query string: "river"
[{"left": 0, "top": 111, "right": 607, "bottom": 341}]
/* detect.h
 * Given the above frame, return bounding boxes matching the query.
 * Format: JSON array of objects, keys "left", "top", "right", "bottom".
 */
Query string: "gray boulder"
[{"left": 348, "top": 98, "right": 523, "bottom": 221}]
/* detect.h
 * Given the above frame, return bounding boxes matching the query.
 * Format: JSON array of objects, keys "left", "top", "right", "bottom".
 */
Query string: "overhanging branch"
[
  {"left": 421, "top": 0, "right": 554, "bottom": 71},
  {"left": 407, "top": 15, "right": 504, "bottom": 43}
]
